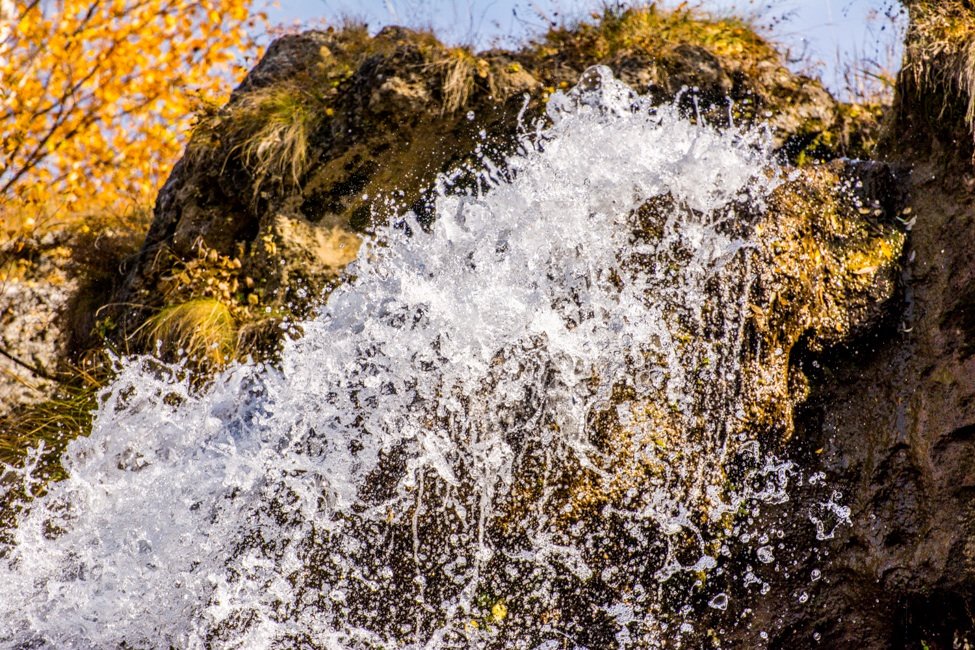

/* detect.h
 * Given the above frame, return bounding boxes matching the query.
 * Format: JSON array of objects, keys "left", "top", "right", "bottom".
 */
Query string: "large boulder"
[{"left": 110, "top": 10, "right": 866, "bottom": 366}]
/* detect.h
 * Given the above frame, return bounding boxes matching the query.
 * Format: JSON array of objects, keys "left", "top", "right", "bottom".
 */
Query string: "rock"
[
  {"left": 17, "top": 7, "right": 956, "bottom": 641},
  {"left": 661, "top": 43, "right": 734, "bottom": 102},
  {"left": 233, "top": 31, "right": 332, "bottom": 95},
  {"left": 251, "top": 214, "right": 361, "bottom": 303},
  {"left": 0, "top": 236, "right": 73, "bottom": 413},
  {"left": 112, "top": 26, "right": 546, "bottom": 357},
  {"left": 609, "top": 51, "right": 666, "bottom": 93},
  {"left": 488, "top": 59, "right": 540, "bottom": 99},
  {"left": 481, "top": 157, "right": 909, "bottom": 644},
  {"left": 717, "top": 4, "right": 975, "bottom": 645},
  {"left": 369, "top": 76, "right": 431, "bottom": 114},
  {"left": 722, "top": 147, "right": 975, "bottom": 650},
  {"left": 110, "top": 15, "right": 864, "bottom": 366}
]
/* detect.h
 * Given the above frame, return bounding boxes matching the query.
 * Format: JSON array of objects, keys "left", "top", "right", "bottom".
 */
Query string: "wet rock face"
[
  {"left": 116, "top": 28, "right": 530, "bottom": 353},
  {"left": 706, "top": 9, "right": 975, "bottom": 647},
  {"left": 725, "top": 157, "right": 975, "bottom": 650},
  {"left": 0, "top": 60, "right": 910, "bottom": 647},
  {"left": 101, "top": 15, "right": 973, "bottom": 645},
  {"left": 478, "top": 152, "right": 909, "bottom": 645},
  {"left": 611, "top": 44, "right": 734, "bottom": 103}
]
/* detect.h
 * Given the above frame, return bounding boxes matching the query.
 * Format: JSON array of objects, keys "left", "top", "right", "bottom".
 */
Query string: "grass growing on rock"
[
  {"left": 229, "top": 85, "right": 323, "bottom": 193},
  {"left": 530, "top": 4, "right": 779, "bottom": 77},
  {"left": 432, "top": 47, "right": 489, "bottom": 114},
  {"left": 890, "top": 0, "right": 975, "bottom": 158},
  {"left": 138, "top": 298, "right": 237, "bottom": 369},
  {"left": 0, "top": 363, "right": 107, "bottom": 526},
  {"left": 0, "top": 373, "right": 101, "bottom": 475},
  {"left": 903, "top": 0, "right": 975, "bottom": 131},
  {"left": 520, "top": 3, "right": 885, "bottom": 161},
  {"left": 0, "top": 2, "right": 911, "bottom": 515},
  {"left": 188, "top": 84, "right": 324, "bottom": 199}
]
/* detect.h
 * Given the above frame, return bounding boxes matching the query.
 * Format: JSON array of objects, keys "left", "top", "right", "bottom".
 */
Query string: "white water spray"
[{"left": 1, "top": 67, "right": 796, "bottom": 648}]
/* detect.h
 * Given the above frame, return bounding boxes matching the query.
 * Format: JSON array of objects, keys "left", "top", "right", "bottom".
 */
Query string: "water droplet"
[{"left": 708, "top": 593, "right": 729, "bottom": 610}]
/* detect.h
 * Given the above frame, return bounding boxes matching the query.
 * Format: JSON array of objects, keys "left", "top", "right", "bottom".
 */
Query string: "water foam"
[{"left": 1, "top": 67, "right": 793, "bottom": 648}]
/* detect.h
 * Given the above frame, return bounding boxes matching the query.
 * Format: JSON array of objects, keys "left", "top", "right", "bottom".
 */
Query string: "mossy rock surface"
[
  {"left": 718, "top": 3, "right": 975, "bottom": 646},
  {"left": 888, "top": 0, "right": 975, "bottom": 161}
]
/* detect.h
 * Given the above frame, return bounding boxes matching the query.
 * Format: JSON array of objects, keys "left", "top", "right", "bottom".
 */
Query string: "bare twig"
[{"left": 0, "top": 345, "right": 62, "bottom": 383}]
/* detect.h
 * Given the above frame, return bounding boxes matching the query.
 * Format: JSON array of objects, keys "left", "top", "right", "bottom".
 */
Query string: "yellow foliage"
[{"left": 0, "top": 0, "right": 266, "bottom": 222}]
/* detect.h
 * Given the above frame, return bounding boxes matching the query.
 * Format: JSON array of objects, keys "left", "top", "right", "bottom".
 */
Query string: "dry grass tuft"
[
  {"left": 137, "top": 298, "right": 237, "bottom": 369},
  {"left": 0, "top": 382, "right": 98, "bottom": 474},
  {"left": 534, "top": 3, "right": 779, "bottom": 75},
  {"left": 0, "top": 361, "right": 115, "bottom": 538},
  {"left": 903, "top": 0, "right": 975, "bottom": 133},
  {"left": 188, "top": 84, "right": 323, "bottom": 199},
  {"left": 0, "top": 364, "right": 106, "bottom": 492},
  {"left": 432, "top": 47, "right": 489, "bottom": 114},
  {"left": 232, "top": 85, "right": 321, "bottom": 193}
]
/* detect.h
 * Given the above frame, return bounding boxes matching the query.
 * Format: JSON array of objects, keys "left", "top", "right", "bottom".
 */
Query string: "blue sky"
[{"left": 267, "top": 0, "right": 906, "bottom": 98}]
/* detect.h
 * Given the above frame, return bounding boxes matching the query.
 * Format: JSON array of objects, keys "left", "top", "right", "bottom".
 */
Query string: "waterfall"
[{"left": 0, "top": 67, "right": 797, "bottom": 649}]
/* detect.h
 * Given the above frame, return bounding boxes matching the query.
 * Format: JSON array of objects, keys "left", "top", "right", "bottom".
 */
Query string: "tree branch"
[{"left": 0, "top": 345, "right": 62, "bottom": 383}]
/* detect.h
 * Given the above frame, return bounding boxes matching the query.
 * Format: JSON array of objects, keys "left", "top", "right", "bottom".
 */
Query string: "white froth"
[{"left": 0, "top": 67, "right": 792, "bottom": 648}]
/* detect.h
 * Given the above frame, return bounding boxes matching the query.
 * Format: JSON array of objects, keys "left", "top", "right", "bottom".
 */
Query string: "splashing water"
[{"left": 0, "top": 68, "right": 797, "bottom": 648}]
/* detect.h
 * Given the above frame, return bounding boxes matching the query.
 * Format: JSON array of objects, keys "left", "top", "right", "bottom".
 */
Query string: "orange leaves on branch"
[{"left": 0, "top": 0, "right": 267, "bottom": 221}]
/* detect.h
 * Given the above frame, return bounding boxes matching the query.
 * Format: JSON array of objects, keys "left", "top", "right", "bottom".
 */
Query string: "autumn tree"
[{"left": 0, "top": 0, "right": 266, "bottom": 222}]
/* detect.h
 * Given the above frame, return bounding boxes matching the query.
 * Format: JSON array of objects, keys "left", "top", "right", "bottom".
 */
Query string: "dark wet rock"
[
  {"left": 610, "top": 51, "right": 667, "bottom": 93},
  {"left": 233, "top": 31, "right": 333, "bottom": 95},
  {"left": 113, "top": 28, "right": 536, "bottom": 354},
  {"left": 662, "top": 44, "right": 734, "bottom": 101},
  {"left": 726, "top": 153, "right": 975, "bottom": 650},
  {"left": 716, "top": 3, "right": 975, "bottom": 645}
]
